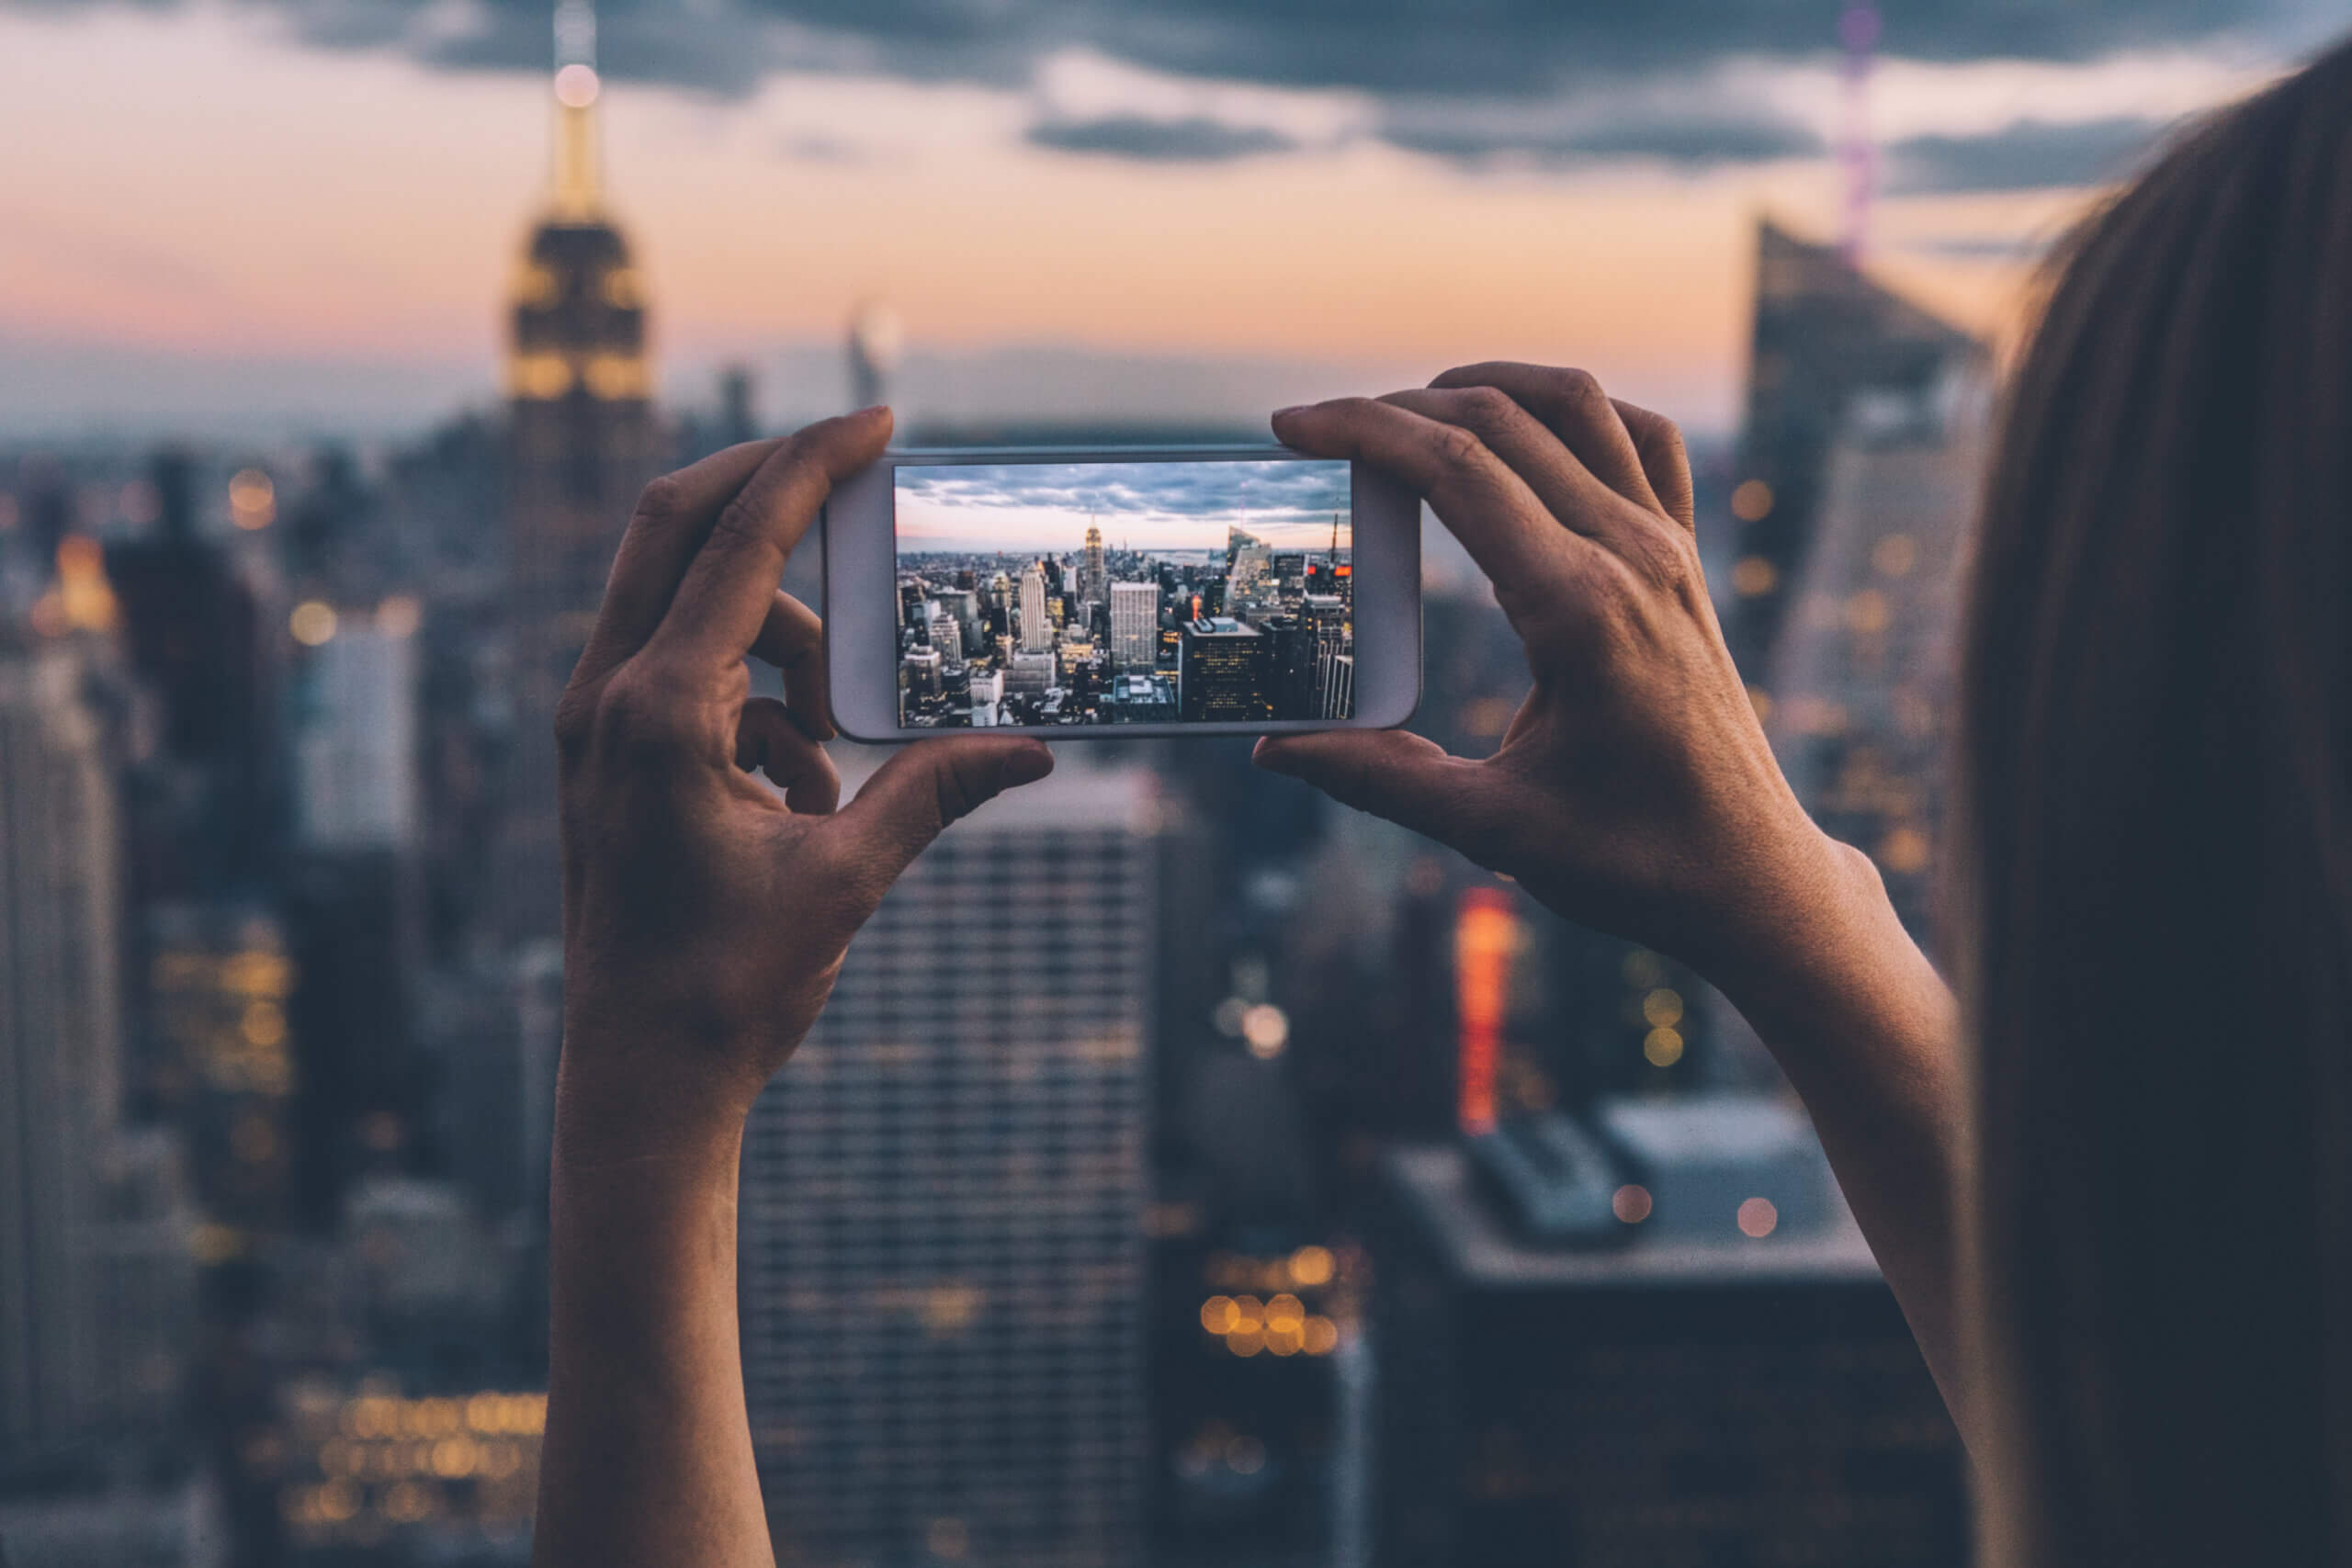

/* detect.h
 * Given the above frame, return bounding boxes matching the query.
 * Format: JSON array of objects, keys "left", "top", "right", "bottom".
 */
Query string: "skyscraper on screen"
[
  {"left": 1110, "top": 581, "right": 1158, "bottom": 670},
  {"left": 739, "top": 760, "right": 1158, "bottom": 1568},
  {"left": 498, "top": 0, "right": 666, "bottom": 947}
]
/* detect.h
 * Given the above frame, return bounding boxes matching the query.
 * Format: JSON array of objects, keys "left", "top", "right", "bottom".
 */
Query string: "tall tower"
[
  {"left": 740, "top": 760, "right": 1157, "bottom": 1568},
  {"left": 499, "top": 0, "right": 666, "bottom": 948},
  {"left": 1081, "top": 521, "right": 1105, "bottom": 607}
]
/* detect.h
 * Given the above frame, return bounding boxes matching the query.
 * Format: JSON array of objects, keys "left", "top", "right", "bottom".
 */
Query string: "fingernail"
[
  {"left": 1002, "top": 744, "right": 1054, "bottom": 785},
  {"left": 1272, "top": 405, "right": 1307, "bottom": 421},
  {"left": 1250, "top": 737, "right": 1294, "bottom": 773}
]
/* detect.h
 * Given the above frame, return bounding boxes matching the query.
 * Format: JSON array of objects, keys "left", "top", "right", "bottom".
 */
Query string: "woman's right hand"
[{"left": 1254, "top": 363, "right": 1874, "bottom": 988}]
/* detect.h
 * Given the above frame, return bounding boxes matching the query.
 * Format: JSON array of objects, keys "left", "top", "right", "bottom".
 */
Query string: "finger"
[
  {"left": 1271, "top": 398, "right": 1594, "bottom": 599},
  {"left": 1379, "top": 387, "right": 1657, "bottom": 559},
  {"left": 1611, "top": 398, "right": 1695, "bottom": 533},
  {"left": 829, "top": 738, "right": 1055, "bottom": 881},
  {"left": 734, "top": 697, "right": 841, "bottom": 814},
  {"left": 750, "top": 591, "right": 835, "bottom": 742},
  {"left": 1253, "top": 730, "right": 1513, "bottom": 866},
  {"left": 642, "top": 407, "right": 890, "bottom": 678},
  {"left": 575, "top": 436, "right": 790, "bottom": 682},
  {"left": 1430, "top": 364, "right": 1659, "bottom": 515}
]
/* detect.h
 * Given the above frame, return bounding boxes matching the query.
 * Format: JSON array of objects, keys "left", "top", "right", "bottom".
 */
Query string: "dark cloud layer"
[
  {"left": 1380, "top": 108, "right": 1825, "bottom": 168},
  {"left": 75, "top": 0, "right": 2304, "bottom": 98},
  {"left": 1885, "top": 115, "right": 2177, "bottom": 194},
  {"left": 1027, "top": 114, "right": 1297, "bottom": 161}
]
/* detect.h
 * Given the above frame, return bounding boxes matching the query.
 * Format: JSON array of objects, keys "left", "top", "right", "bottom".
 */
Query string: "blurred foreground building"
[
  {"left": 1364, "top": 1139, "right": 1962, "bottom": 1567},
  {"left": 741, "top": 758, "right": 1159, "bottom": 1568}
]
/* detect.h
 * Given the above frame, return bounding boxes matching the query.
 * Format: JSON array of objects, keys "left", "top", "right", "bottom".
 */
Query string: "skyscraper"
[
  {"left": 498, "top": 0, "right": 666, "bottom": 947},
  {"left": 740, "top": 758, "right": 1157, "bottom": 1568},
  {"left": 1724, "top": 220, "right": 1979, "bottom": 682},
  {"left": 1080, "top": 522, "right": 1105, "bottom": 607},
  {"left": 1727, "top": 219, "right": 1988, "bottom": 942},
  {"left": 1110, "top": 581, "right": 1159, "bottom": 671},
  {"left": 1019, "top": 563, "right": 1052, "bottom": 654},
  {"left": 1178, "top": 617, "right": 1272, "bottom": 722},
  {"left": 0, "top": 649, "right": 123, "bottom": 1458}
]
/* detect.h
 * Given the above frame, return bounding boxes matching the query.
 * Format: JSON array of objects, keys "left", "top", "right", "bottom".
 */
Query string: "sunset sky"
[{"left": 1, "top": 0, "right": 2331, "bottom": 442}]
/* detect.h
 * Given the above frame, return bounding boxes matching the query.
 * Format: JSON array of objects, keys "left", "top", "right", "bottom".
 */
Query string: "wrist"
[{"left": 553, "top": 1007, "right": 764, "bottom": 1175}]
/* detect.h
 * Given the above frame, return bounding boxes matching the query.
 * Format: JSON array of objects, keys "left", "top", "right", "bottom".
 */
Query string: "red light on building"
[
  {"left": 1334, "top": 565, "right": 1351, "bottom": 577},
  {"left": 1191, "top": 593, "right": 1202, "bottom": 621},
  {"left": 1455, "top": 887, "right": 1516, "bottom": 1135}
]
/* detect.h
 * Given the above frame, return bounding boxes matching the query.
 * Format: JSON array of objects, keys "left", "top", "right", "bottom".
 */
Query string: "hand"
[
  {"left": 1255, "top": 364, "right": 1866, "bottom": 985},
  {"left": 551, "top": 407, "right": 1054, "bottom": 1161}
]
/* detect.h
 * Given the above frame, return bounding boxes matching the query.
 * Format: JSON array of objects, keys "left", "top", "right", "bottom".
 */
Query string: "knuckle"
[
  {"left": 1451, "top": 385, "right": 1521, "bottom": 431},
  {"left": 596, "top": 668, "right": 693, "bottom": 755},
  {"left": 552, "top": 686, "right": 597, "bottom": 761},
  {"left": 1429, "top": 422, "right": 1489, "bottom": 472},
  {"left": 632, "top": 474, "right": 686, "bottom": 527},
  {"left": 1551, "top": 367, "right": 1605, "bottom": 405}
]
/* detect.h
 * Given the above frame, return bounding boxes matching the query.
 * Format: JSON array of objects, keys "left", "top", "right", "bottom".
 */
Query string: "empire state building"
[{"left": 499, "top": 0, "right": 668, "bottom": 946}]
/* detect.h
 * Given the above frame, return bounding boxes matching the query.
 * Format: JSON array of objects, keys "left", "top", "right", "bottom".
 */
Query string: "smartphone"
[{"left": 823, "top": 446, "right": 1420, "bottom": 739}]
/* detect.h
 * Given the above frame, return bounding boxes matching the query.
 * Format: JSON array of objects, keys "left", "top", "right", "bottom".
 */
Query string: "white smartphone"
[{"left": 823, "top": 446, "right": 1421, "bottom": 740}]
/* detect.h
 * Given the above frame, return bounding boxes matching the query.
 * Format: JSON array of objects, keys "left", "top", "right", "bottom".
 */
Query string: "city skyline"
[{"left": 896, "top": 458, "right": 1352, "bottom": 553}]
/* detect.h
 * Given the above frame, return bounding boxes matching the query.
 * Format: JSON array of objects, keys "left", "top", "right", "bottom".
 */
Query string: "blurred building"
[
  {"left": 741, "top": 757, "right": 1158, "bottom": 1568},
  {"left": 1363, "top": 1142, "right": 1963, "bottom": 1567},
  {"left": 1719, "top": 218, "right": 1988, "bottom": 949},
  {"left": 0, "top": 648, "right": 130, "bottom": 1458},
  {"left": 1724, "top": 220, "right": 1982, "bottom": 681},
  {"left": 274, "top": 1378, "right": 543, "bottom": 1560},
  {"left": 496, "top": 0, "right": 667, "bottom": 950}
]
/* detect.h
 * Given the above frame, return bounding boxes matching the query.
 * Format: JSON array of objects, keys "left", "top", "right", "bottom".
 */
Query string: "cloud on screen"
[{"left": 896, "top": 458, "right": 1351, "bottom": 553}]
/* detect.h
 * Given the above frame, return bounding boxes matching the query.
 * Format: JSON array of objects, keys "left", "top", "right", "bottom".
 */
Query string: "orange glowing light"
[
  {"left": 1611, "top": 1184, "right": 1653, "bottom": 1224},
  {"left": 1455, "top": 887, "right": 1516, "bottom": 1135},
  {"left": 1737, "top": 1197, "right": 1779, "bottom": 1238}
]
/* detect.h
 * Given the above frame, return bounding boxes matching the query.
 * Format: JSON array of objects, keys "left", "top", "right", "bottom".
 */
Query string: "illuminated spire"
[
  {"left": 550, "top": 0, "right": 603, "bottom": 220},
  {"left": 1838, "top": 1, "right": 1880, "bottom": 265}
]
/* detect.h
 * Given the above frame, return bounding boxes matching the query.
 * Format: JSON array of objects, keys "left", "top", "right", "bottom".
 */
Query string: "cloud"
[
  {"left": 1380, "top": 107, "right": 1824, "bottom": 169},
  {"left": 40, "top": 0, "right": 2311, "bottom": 100},
  {"left": 1884, "top": 115, "right": 2177, "bottom": 194},
  {"left": 1026, "top": 112, "right": 1297, "bottom": 161}
]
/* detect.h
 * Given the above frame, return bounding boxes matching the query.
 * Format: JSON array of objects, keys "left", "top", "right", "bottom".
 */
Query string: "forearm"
[
  {"left": 534, "top": 1059, "right": 773, "bottom": 1568},
  {"left": 1698, "top": 837, "right": 1973, "bottom": 1448}
]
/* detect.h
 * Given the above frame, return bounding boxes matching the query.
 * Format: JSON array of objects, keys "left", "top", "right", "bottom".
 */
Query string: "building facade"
[{"left": 740, "top": 761, "right": 1158, "bottom": 1568}]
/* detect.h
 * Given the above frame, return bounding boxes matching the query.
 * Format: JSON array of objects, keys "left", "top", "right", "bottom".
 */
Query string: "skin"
[{"left": 533, "top": 370, "right": 1973, "bottom": 1568}]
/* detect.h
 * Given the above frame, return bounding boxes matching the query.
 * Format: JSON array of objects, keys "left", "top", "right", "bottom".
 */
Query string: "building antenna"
[
  {"left": 549, "top": 0, "right": 603, "bottom": 218},
  {"left": 1838, "top": 0, "right": 1881, "bottom": 267}
]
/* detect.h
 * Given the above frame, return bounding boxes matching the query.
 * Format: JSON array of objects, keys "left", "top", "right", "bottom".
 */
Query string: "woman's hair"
[{"left": 1957, "top": 33, "right": 2352, "bottom": 1567}]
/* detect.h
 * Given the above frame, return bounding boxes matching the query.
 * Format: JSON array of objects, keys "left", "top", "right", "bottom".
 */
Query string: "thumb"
[
  {"left": 831, "top": 737, "right": 1055, "bottom": 878},
  {"left": 1254, "top": 729, "right": 1500, "bottom": 852}
]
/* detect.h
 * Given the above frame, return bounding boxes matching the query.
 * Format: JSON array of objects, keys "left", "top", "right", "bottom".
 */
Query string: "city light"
[
  {"left": 289, "top": 600, "right": 338, "bottom": 646},
  {"left": 1455, "top": 887, "right": 1517, "bottom": 1135},
  {"left": 229, "top": 468, "right": 276, "bottom": 530},
  {"left": 1731, "top": 479, "right": 1775, "bottom": 521},
  {"left": 376, "top": 593, "right": 422, "bottom": 637},
  {"left": 1240, "top": 1003, "right": 1289, "bottom": 1058},
  {"left": 1738, "top": 1198, "right": 1781, "bottom": 1238},
  {"left": 1732, "top": 556, "right": 1780, "bottom": 596},
  {"left": 554, "top": 62, "right": 600, "bottom": 107},
  {"left": 1643, "top": 1027, "right": 1684, "bottom": 1067},
  {"left": 1612, "top": 1184, "right": 1654, "bottom": 1224}
]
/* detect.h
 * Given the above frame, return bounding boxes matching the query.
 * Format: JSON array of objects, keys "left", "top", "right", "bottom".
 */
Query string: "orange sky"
[{"left": 0, "top": 5, "right": 2275, "bottom": 438}]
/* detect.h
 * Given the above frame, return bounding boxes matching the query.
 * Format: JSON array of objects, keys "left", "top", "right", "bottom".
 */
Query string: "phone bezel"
[{"left": 823, "top": 444, "right": 1420, "bottom": 741}]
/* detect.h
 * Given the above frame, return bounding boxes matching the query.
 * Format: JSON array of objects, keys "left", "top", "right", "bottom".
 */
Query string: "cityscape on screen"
[{"left": 893, "top": 459, "right": 1354, "bottom": 728}]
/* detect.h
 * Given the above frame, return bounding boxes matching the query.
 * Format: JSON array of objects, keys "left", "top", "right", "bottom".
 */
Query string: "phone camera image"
[{"left": 892, "top": 458, "right": 1354, "bottom": 728}]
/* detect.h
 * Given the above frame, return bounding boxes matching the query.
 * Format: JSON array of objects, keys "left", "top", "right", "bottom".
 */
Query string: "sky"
[
  {"left": 1, "top": 0, "right": 2334, "bottom": 444},
  {"left": 896, "top": 458, "right": 1351, "bottom": 553}
]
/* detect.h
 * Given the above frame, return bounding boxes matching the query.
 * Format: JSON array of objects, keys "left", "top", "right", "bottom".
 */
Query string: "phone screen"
[{"left": 891, "top": 457, "right": 1353, "bottom": 729}]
